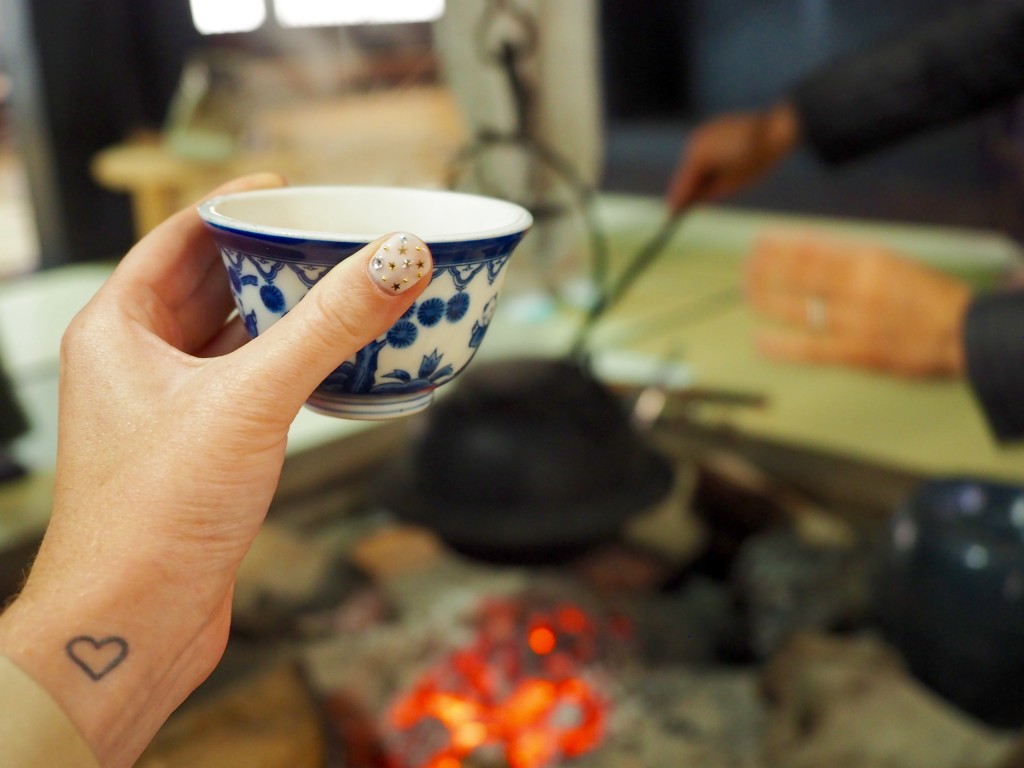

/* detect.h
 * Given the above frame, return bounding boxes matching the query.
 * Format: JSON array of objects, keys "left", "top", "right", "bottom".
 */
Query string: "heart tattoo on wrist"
[{"left": 66, "top": 636, "right": 129, "bottom": 681}]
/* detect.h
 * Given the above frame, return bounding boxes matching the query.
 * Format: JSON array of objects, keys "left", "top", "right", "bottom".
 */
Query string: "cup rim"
[{"left": 198, "top": 185, "right": 533, "bottom": 244}]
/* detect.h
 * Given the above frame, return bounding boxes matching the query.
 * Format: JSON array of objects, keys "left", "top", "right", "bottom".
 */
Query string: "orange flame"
[
  {"left": 387, "top": 600, "right": 613, "bottom": 768},
  {"left": 528, "top": 625, "right": 557, "bottom": 656}
]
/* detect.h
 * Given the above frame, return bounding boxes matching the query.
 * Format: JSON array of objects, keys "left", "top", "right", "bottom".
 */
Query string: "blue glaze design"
[
  {"left": 306, "top": 389, "right": 434, "bottom": 419},
  {"left": 206, "top": 223, "right": 526, "bottom": 267},
  {"left": 224, "top": 249, "right": 260, "bottom": 290},
  {"left": 287, "top": 263, "right": 330, "bottom": 288},
  {"left": 322, "top": 338, "right": 386, "bottom": 394},
  {"left": 446, "top": 263, "right": 487, "bottom": 291},
  {"left": 386, "top": 320, "right": 418, "bottom": 349},
  {"left": 251, "top": 257, "right": 286, "bottom": 281},
  {"left": 431, "top": 254, "right": 509, "bottom": 289},
  {"left": 469, "top": 295, "right": 498, "bottom": 349},
  {"left": 486, "top": 252, "right": 512, "bottom": 283},
  {"left": 209, "top": 225, "right": 525, "bottom": 409},
  {"left": 445, "top": 293, "right": 470, "bottom": 322},
  {"left": 260, "top": 284, "right": 286, "bottom": 312},
  {"left": 373, "top": 349, "right": 454, "bottom": 394},
  {"left": 243, "top": 310, "right": 258, "bottom": 337},
  {"left": 416, "top": 298, "right": 445, "bottom": 327},
  {"left": 222, "top": 249, "right": 246, "bottom": 270}
]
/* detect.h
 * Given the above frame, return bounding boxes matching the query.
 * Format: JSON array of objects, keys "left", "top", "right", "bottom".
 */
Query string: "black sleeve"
[
  {"left": 964, "top": 290, "right": 1024, "bottom": 442},
  {"left": 790, "top": 0, "right": 1024, "bottom": 164}
]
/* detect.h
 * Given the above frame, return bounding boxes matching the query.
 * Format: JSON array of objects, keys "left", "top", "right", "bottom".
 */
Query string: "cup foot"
[{"left": 304, "top": 390, "right": 435, "bottom": 421}]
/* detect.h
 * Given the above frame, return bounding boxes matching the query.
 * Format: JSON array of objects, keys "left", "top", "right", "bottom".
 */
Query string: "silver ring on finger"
[{"left": 806, "top": 295, "right": 828, "bottom": 333}]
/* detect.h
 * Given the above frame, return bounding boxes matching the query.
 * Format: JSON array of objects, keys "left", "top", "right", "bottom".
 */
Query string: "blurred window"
[
  {"left": 273, "top": 0, "right": 445, "bottom": 28},
  {"left": 191, "top": 0, "right": 445, "bottom": 34},
  {"left": 189, "top": 0, "right": 266, "bottom": 35}
]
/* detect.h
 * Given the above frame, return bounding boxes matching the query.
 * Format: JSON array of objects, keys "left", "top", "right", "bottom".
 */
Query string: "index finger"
[
  {"left": 110, "top": 173, "right": 286, "bottom": 306},
  {"left": 94, "top": 174, "right": 287, "bottom": 353}
]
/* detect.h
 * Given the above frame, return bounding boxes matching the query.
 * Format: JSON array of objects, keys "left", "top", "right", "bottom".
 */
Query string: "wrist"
[
  {"left": 0, "top": 560, "right": 228, "bottom": 767},
  {"left": 945, "top": 285, "right": 972, "bottom": 376}
]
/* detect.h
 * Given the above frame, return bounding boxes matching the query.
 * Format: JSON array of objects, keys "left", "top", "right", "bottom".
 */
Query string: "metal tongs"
[{"left": 570, "top": 210, "right": 690, "bottom": 359}]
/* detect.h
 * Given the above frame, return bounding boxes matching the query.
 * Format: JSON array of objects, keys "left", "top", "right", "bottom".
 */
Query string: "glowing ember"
[
  {"left": 528, "top": 626, "right": 557, "bottom": 656},
  {"left": 386, "top": 598, "right": 619, "bottom": 768}
]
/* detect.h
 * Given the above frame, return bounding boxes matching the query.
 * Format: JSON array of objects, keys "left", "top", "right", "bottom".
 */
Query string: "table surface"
[
  {"left": 488, "top": 196, "right": 1024, "bottom": 483},
  {"left": 2, "top": 195, "right": 1023, "bottom": 551}
]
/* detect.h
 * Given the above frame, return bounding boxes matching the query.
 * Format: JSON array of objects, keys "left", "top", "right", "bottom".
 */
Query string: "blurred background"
[
  {"left": 3, "top": 3, "right": 1024, "bottom": 768},
  {"left": 0, "top": 0, "right": 1013, "bottom": 275}
]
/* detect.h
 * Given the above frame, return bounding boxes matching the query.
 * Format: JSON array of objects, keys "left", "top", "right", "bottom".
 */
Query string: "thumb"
[{"left": 231, "top": 232, "right": 433, "bottom": 413}]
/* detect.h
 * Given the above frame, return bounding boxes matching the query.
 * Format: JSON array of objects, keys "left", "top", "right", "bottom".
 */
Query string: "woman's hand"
[
  {"left": 0, "top": 174, "right": 433, "bottom": 767},
  {"left": 745, "top": 232, "right": 970, "bottom": 377},
  {"left": 666, "top": 102, "right": 800, "bottom": 213}
]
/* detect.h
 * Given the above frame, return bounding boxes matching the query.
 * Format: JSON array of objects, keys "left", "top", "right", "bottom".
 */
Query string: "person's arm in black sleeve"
[
  {"left": 791, "top": 0, "right": 1024, "bottom": 164},
  {"left": 964, "top": 290, "right": 1024, "bottom": 441}
]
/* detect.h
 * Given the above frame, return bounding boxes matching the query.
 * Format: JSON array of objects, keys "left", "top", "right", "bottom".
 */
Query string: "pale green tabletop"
[{"left": 488, "top": 196, "right": 1024, "bottom": 483}]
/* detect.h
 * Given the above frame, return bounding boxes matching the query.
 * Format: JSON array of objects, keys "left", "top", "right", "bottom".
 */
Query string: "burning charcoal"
[
  {"left": 762, "top": 633, "right": 1014, "bottom": 768},
  {"left": 731, "top": 528, "right": 875, "bottom": 659},
  {"left": 382, "top": 595, "right": 619, "bottom": 768}
]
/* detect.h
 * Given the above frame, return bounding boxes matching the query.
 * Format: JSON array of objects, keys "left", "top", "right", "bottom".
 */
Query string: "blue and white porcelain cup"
[{"left": 198, "top": 186, "right": 532, "bottom": 421}]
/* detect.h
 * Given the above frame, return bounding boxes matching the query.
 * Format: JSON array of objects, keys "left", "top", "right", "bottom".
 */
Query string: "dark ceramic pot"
[
  {"left": 380, "top": 357, "right": 674, "bottom": 563},
  {"left": 876, "top": 477, "right": 1024, "bottom": 727}
]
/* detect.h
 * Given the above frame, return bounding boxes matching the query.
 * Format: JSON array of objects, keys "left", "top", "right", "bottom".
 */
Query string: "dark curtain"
[{"left": 19, "top": 0, "right": 202, "bottom": 263}]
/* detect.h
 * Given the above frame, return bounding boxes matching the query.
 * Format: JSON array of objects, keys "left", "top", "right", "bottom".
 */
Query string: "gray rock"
[
  {"left": 762, "top": 633, "right": 1013, "bottom": 768},
  {"left": 732, "top": 528, "right": 875, "bottom": 658}
]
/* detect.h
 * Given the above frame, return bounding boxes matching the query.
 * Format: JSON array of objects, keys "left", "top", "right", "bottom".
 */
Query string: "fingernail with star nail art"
[{"left": 368, "top": 233, "right": 432, "bottom": 297}]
